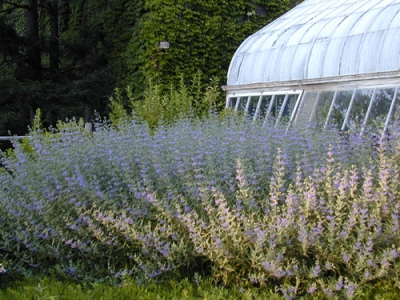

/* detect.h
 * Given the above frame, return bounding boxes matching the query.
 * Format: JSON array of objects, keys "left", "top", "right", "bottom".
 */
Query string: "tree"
[
  {"left": 0, "top": 0, "right": 121, "bottom": 135},
  {"left": 48, "top": 0, "right": 59, "bottom": 73},
  {"left": 0, "top": 0, "right": 300, "bottom": 137},
  {"left": 25, "top": 0, "right": 41, "bottom": 80}
]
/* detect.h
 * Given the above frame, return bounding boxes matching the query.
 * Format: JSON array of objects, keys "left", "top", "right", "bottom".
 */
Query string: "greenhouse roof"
[{"left": 227, "top": 0, "right": 400, "bottom": 87}]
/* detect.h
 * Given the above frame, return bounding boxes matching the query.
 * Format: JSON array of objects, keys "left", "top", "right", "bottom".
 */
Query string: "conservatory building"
[{"left": 223, "top": 0, "right": 400, "bottom": 135}]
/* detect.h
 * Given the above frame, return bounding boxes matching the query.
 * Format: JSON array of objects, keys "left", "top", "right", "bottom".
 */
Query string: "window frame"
[
  {"left": 226, "top": 83, "right": 400, "bottom": 136},
  {"left": 226, "top": 90, "right": 304, "bottom": 127}
]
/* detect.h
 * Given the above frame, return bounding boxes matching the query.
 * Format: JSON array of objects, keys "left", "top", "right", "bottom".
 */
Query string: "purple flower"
[
  {"left": 214, "top": 238, "right": 222, "bottom": 248},
  {"left": 273, "top": 269, "right": 286, "bottom": 278},
  {"left": 342, "top": 253, "right": 351, "bottom": 263},
  {"left": 335, "top": 277, "right": 344, "bottom": 291},
  {"left": 326, "top": 215, "right": 335, "bottom": 221},
  {"left": 69, "top": 224, "right": 79, "bottom": 231},
  {"left": 322, "top": 287, "right": 334, "bottom": 298},
  {"left": 310, "top": 264, "right": 321, "bottom": 277},
  {"left": 146, "top": 193, "right": 156, "bottom": 203},
  {"left": 365, "top": 240, "right": 373, "bottom": 253},
  {"left": 308, "top": 284, "right": 317, "bottom": 294},
  {"left": 221, "top": 222, "right": 229, "bottom": 229},
  {"left": 363, "top": 270, "right": 371, "bottom": 280},
  {"left": 344, "top": 281, "right": 358, "bottom": 298},
  {"left": 390, "top": 249, "right": 399, "bottom": 259}
]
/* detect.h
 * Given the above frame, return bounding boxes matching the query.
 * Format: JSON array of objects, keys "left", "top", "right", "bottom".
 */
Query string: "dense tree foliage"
[
  {"left": 0, "top": 0, "right": 143, "bottom": 136},
  {"left": 0, "top": 0, "right": 301, "bottom": 136},
  {"left": 126, "top": 0, "right": 302, "bottom": 96}
]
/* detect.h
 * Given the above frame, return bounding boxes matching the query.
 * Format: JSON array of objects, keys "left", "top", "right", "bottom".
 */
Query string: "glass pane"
[
  {"left": 328, "top": 90, "right": 353, "bottom": 128},
  {"left": 364, "top": 88, "right": 395, "bottom": 134},
  {"left": 386, "top": 89, "right": 400, "bottom": 135},
  {"left": 279, "top": 94, "right": 298, "bottom": 124},
  {"left": 276, "top": 95, "right": 287, "bottom": 116},
  {"left": 296, "top": 92, "right": 318, "bottom": 123},
  {"left": 346, "top": 89, "right": 374, "bottom": 132},
  {"left": 247, "top": 96, "right": 260, "bottom": 116},
  {"left": 267, "top": 94, "right": 286, "bottom": 123},
  {"left": 258, "top": 95, "right": 274, "bottom": 119},
  {"left": 236, "top": 97, "right": 248, "bottom": 112},
  {"left": 314, "top": 91, "right": 335, "bottom": 126},
  {"left": 228, "top": 97, "right": 237, "bottom": 109}
]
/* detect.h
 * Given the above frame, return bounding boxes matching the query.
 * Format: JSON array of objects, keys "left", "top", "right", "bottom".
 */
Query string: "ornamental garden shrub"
[{"left": 1, "top": 114, "right": 400, "bottom": 299}]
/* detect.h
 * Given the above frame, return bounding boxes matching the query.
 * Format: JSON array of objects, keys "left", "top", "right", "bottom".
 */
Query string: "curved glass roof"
[{"left": 227, "top": 0, "right": 400, "bottom": 86}]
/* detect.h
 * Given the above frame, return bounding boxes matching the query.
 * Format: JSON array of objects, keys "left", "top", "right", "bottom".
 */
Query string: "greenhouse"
[{"left": 223, "top": 0, "right": 400, "bottom": 135}]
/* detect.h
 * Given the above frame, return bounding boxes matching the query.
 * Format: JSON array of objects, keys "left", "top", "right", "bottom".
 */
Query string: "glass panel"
[
  {"left": 276, "top": 95, "right": 287, "bottom": 116},
  {"left": 364, "top": 88, "right": 395, "bottom": 134},
  {"left": 296, "top": 92, "right": 319, "bottom": 123},
  {"left": 247, "top": 96, "right": 260, "bottom": 116},
  {"left": 346, "top": 89, "right": 374, "bottom": 132},
  {"left": 228, "top": 97, "right": 237, "bottom": 109},
  {"left": 258, "top": 95, "right": 274, "bottom": 119},
  {"left": 386, "top": 89, "right": 400, "bottom": 135},
  {"left": 236, "top": 97, "right": 248, "bottom": 112},
  {"left": 328, "top": 90, "right": 353, "bottom": 128},
  {"left": 267, "top": 94, "right": 287, "bottom": 123},
  {"left": 314, "top": 91, "right": 335, "bottom": 126},
  {"left": 279, "top": 94, "right": 298, "bottom": 124}
]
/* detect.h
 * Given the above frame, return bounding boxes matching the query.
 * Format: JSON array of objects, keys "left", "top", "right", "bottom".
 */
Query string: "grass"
[
  {"left": 1, "top": 276, "right": 400, "bottom": 299},
  {"left": 0, "top": 276, "right": 282, "bottom": 300}
]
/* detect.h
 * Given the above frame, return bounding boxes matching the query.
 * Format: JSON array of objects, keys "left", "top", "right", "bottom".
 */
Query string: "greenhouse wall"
[{"left": 224, "top": 0, "right": 400, "bottom": 135}]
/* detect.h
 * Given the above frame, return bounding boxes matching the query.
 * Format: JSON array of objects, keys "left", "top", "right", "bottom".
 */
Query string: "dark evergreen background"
[{"left": 0, "top": 0, "right": 301, "bottom": 136}]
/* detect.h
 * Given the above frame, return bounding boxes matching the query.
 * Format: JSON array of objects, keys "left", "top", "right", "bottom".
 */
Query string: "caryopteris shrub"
[{"left": 1, "top": 115, "right": 400, "bottom": 298}]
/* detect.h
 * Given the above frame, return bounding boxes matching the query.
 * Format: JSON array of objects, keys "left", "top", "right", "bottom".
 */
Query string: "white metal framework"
[
  {"left": 226, "top": 83, "right": 400, "bottom": 135},
  {"left": 227, "top": 0, "right": 400, "bottom": 86},
  {"left": 224, "top": 0, "right": 400, "bottom": 135},
  {"left": 227, "top": 91, "right": 303, "bottom": 127}
]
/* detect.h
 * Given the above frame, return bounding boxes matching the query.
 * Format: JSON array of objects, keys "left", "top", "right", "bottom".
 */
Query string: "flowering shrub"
[{"left": 1, "top": 115, "right": 399, "bottom": 298}]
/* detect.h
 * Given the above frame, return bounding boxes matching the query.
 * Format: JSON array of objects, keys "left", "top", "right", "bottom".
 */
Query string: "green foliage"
[
  {"left": 1, "top": 275, "right": 400, "bottom": 299},
  {"left": 19, "top": 137, "right": 37, "bottom": 160},
  {"left": 60, "top": 0, "right": 144, "bottom": 86},
  {"left": 16, "top": 109, "right": 45, "bottom": 159},
  {"left": 0, "top": 273, "right": 400, "bottom": 300},
  {"left": 109, "top": 88, "right": 130, "bottom": 128},
  {"left": 0, "top": 0, "right": 300, "bottom": 135},
  {"left": 31, "top": 109, "right": 43, "bottom": 133},
  {"left": 197, "top": 76, "right": 223, "bottom": 117},
  {"left": 0, "top": 1, "right": 136, "bottom": 135},
  {"left": 112, "top": 74, "right": 221, "bottom": 130},
  {"left": 0, "top": 277, "right": 284, "bottom": 300},
  {"left": 125, "top": 0, "right": 301, "bottom": 94},
  {"left": 129, "top": 81, "right": 167, "bottom": 129}
]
